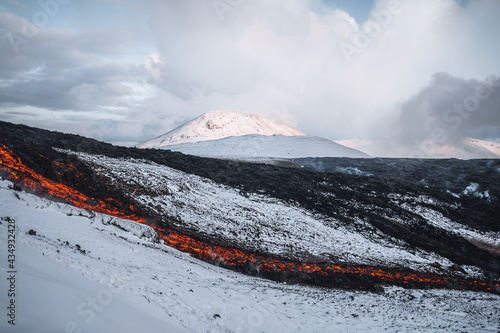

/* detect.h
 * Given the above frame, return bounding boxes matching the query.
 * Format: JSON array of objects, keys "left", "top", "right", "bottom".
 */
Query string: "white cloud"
[
  {"left": 1, "top": 0, "right": 499, "bottom": 146},
  {"left": 142, "top": 52, "right": 165, "bottom": 84},
  {"left": 135, "top": 0, "right": 498, "bottom": 142}
]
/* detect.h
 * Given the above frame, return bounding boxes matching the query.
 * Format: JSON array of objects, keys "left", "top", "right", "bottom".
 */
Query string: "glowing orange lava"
[
  {"left": 0, "top": 145, "right": 145, "bottom": 223},
  {"left": 1, "top": 144, "right": 499, "bottom": 293}
]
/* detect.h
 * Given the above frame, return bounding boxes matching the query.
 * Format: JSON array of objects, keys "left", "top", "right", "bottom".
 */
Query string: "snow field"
[
  {"left": 70, "top": 151, "right": 456, "bottom": 271},
  {"left": 1, "top": 180, "right": 499, "bottom": 332}
]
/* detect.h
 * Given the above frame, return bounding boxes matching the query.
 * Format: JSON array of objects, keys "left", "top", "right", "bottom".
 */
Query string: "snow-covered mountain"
[
  {"left": 138, "top": 110, "right": 305, "bottom": 148},
  {"left": 138, "top": 110, "right": 368, "bottom": 159},
  {"left": 336, "top": 137, "right": 500, "bottom": 159},
  {"left": 160, "top": 134, "right": 370, "bottom": 159}
]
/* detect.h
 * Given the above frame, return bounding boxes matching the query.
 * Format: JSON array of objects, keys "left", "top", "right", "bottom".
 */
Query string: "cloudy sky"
[{"left": 0, "top": 0, "right": 499, "bottom": 153}]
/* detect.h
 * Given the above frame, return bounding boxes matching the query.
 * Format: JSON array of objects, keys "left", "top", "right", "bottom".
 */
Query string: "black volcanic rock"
[{"left": 1, "top": 120, "right": 499, "bottom": 287}]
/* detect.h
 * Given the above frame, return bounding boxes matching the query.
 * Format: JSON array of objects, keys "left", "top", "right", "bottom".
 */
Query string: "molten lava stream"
[
  {"left": 157, "top": 229, "right": 499, "bottom": 293},
  {"left": 0, "top": 145, "right": 145, "bottom": 223},
  {"left": 1, "top": 145, "right": 499, "bottom": 294}
]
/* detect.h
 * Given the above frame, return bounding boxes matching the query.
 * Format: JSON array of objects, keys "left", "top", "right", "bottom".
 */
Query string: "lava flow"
[
  {"left": 1, "top": 144, "right": 499, "bottom": 294},
  {"left": 0, "top": 145, "right": 145, "bottom": 223}
]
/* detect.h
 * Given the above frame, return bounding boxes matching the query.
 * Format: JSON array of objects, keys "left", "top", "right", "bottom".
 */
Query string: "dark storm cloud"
[{"left": 392, "top": 73, "right": 500, "bottom": 146}]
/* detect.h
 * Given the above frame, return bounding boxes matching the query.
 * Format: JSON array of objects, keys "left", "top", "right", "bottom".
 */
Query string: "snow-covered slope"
[
  {"left": 463, "top": 137, "right": 500, "bottom": 157},
  {"left": 1, "top": 179, "right": 499, "bottom": 332},
  {"left": 161, "top": 134, "right": 370, "bottom": 159},
  {"left": 58, "top": 149, "right": 499, "bottom": 276},
  {"left": 336, "top": 137, "right": 500, "bottom": 159},
  {"left": 335, "top": 138, "right": 376, "bottom": 155},
  {"left": 138, "top": 110, "right": 305, "bottom": 148}
]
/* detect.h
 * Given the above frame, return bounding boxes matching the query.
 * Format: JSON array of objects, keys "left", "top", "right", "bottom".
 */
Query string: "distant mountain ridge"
[
  {"left": 137, "top": 110, "right": 369, "bottom": 159},
  {"left": 336, "top": 137, "right": 500, "bottom": 159},
  {"left": 138, "top": 110, "right": 305, "bottom": 149}
]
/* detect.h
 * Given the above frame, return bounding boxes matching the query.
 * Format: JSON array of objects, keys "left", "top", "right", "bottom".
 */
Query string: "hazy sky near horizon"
[{"left": 0, "top": 0, "right": 499, "bottom": 149}]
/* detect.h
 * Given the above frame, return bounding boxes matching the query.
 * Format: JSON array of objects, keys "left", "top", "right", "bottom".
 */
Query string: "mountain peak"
[{"left": 138, "top": 110, "right": 305, "bottom": 148}]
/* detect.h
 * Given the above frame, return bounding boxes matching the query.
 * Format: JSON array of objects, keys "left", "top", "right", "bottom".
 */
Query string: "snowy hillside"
[
  {"left": 61, "top": 150, "right": 457, "bottom": 270},
  {"left": 2, "top": 120, "right": 499, "bottom": 287},
  {"left": 160, "top": 134, "right": 370, "bottom": 159},
  {"left": 137, "top": 110, "right": 368, "bottom": 159},
  {"left": 336, "top": 137, "right": 500, "bottom": 159},
  {"left": 1, "top": 120, "right": 500, "bottom": 332},
  {"left": 335, "top": 138, "right": 376, "bottom": 156},
  {"left": 463, "top": 137, "right": 500, "bottom": 157},
  {"left": 138, "top": 110, "right": 305, "bottom": 148},
  {"left": 1, "top": 180, "right": 499, "bottom": 332}
]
